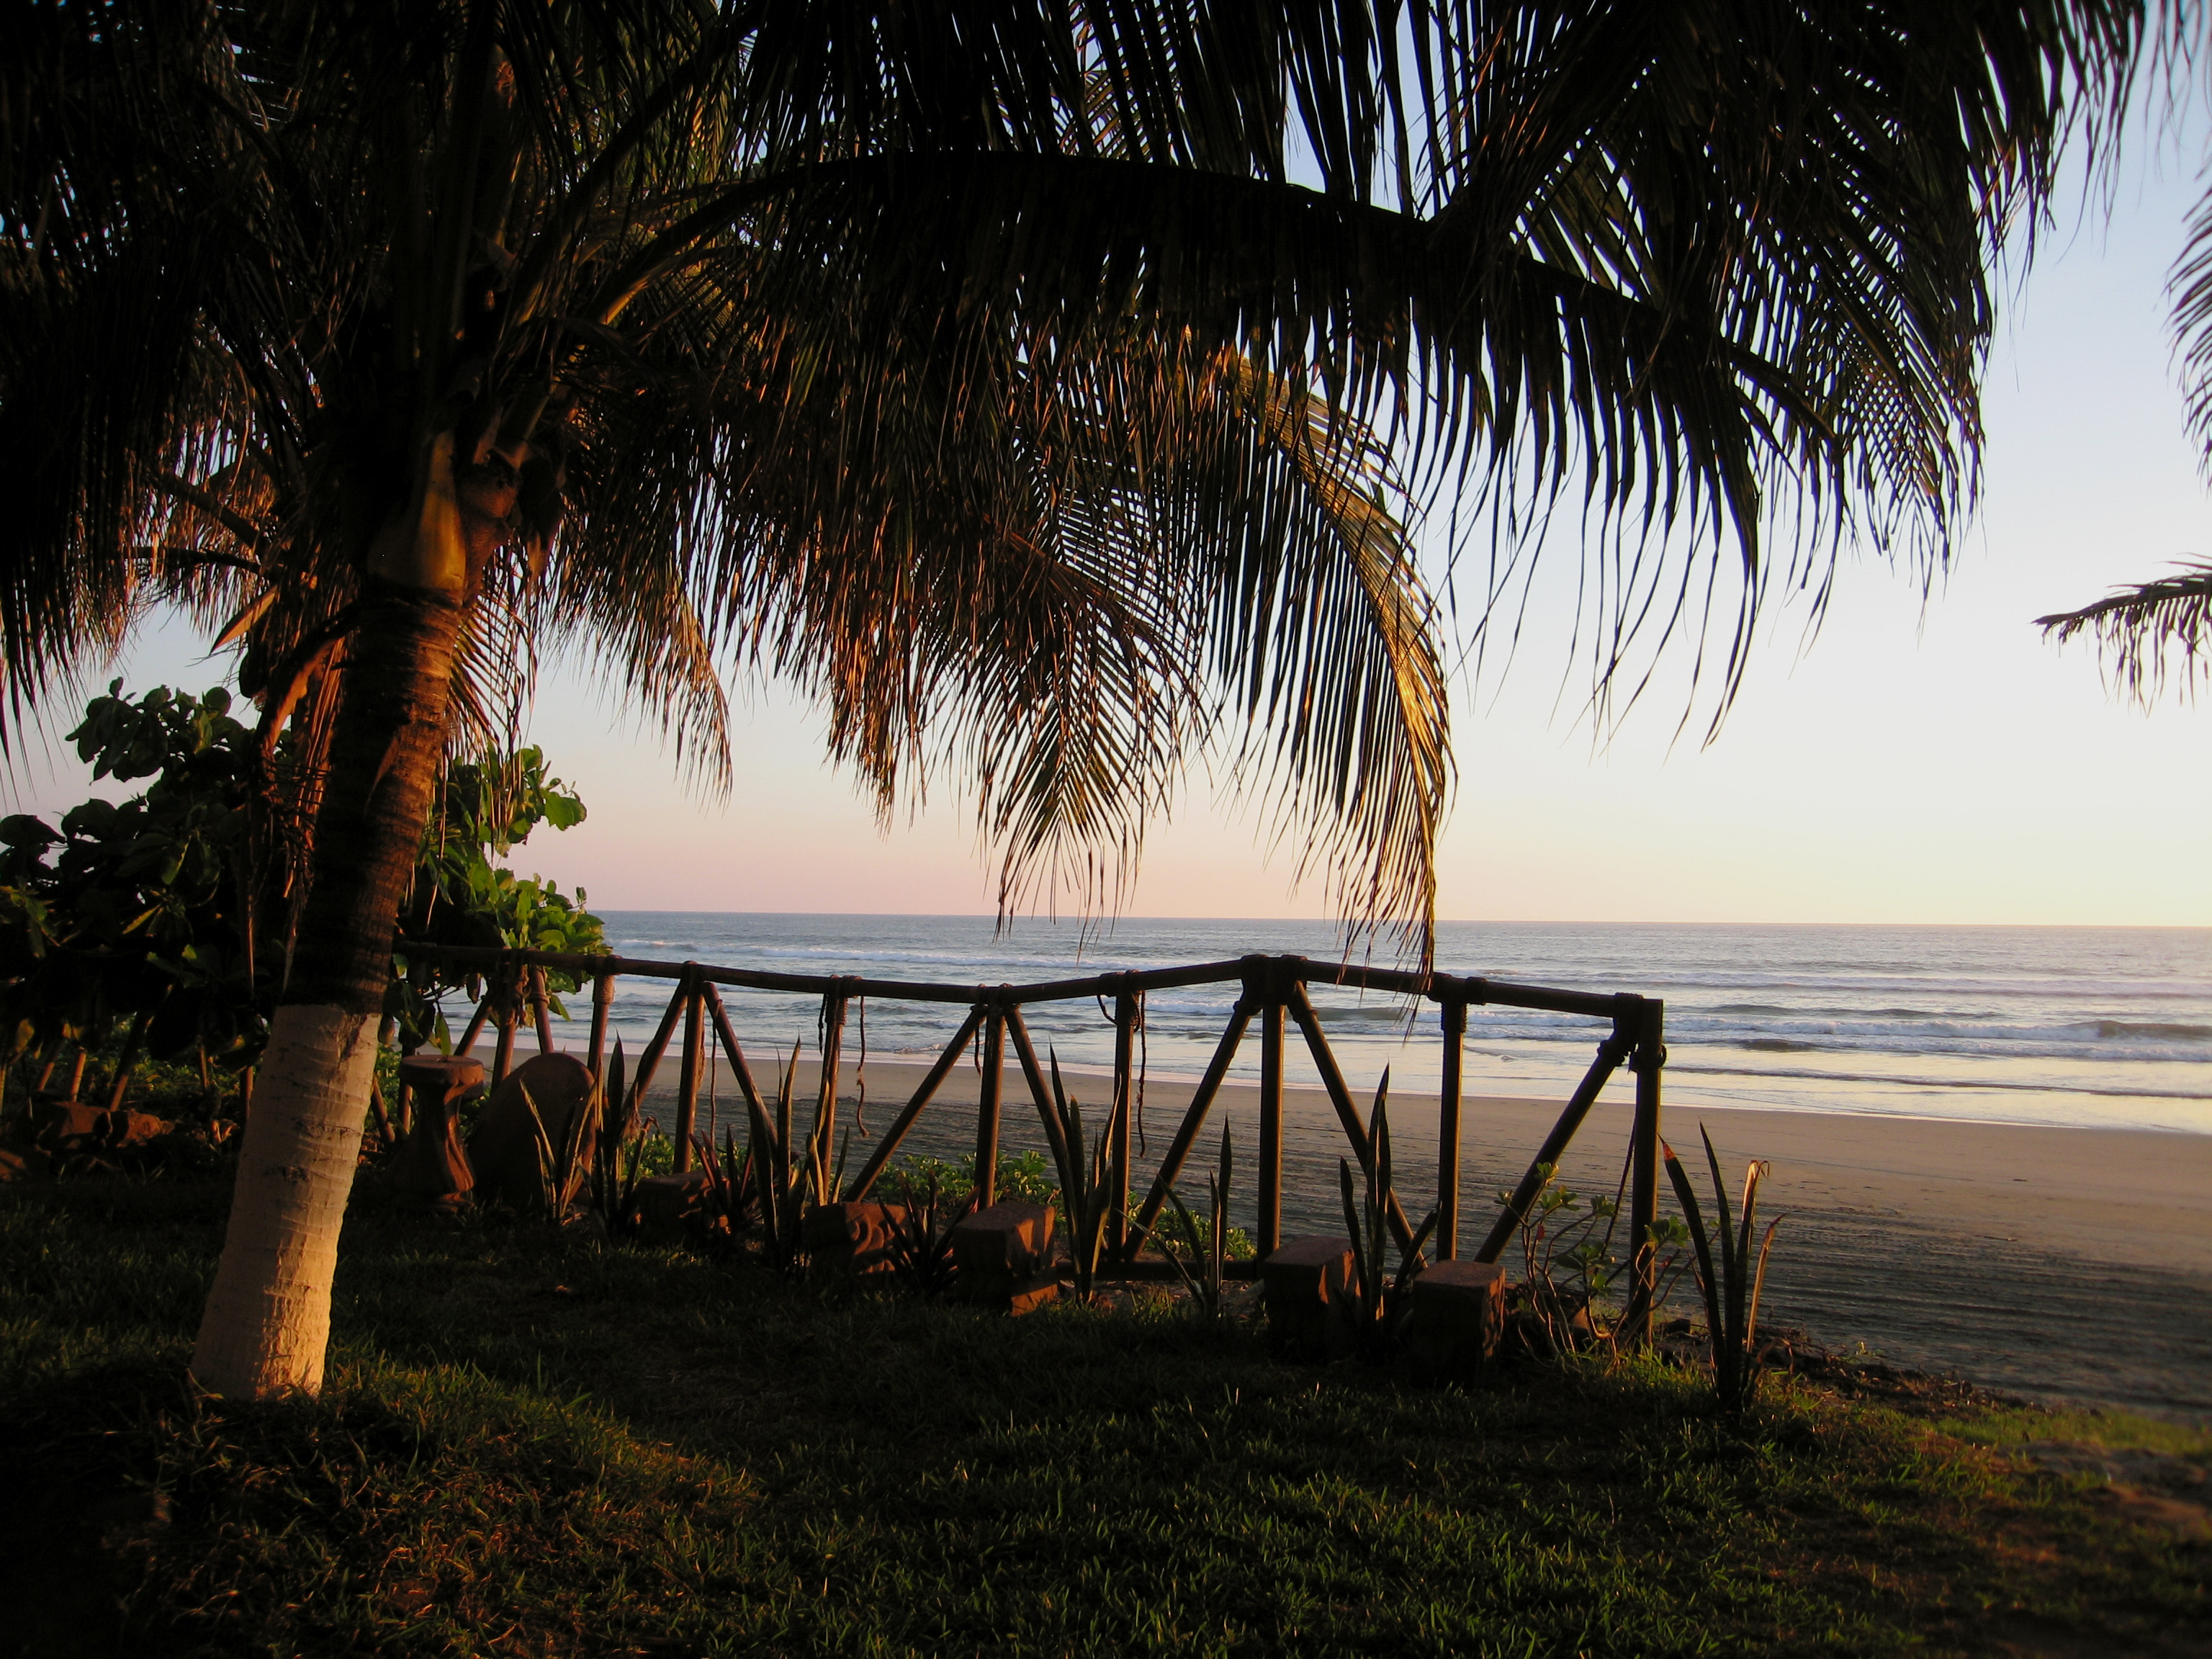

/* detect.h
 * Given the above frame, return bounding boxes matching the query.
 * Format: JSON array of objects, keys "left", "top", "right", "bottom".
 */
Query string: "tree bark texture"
[{"left": 192, "top": 580, "right": 464, "bottom": 1398}]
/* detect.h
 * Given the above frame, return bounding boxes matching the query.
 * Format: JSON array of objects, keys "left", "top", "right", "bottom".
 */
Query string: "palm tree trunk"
[{"left": 190, "top": 577, "right": 464, "bottom": 1398}]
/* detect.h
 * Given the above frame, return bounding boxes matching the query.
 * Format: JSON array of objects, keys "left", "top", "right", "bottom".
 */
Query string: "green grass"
[{"left": 1, "top": 1174, "right": 2205, "bottom": 1658}]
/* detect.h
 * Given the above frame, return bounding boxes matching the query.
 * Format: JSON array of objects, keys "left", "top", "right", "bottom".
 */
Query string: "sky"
[{"left": 12, "top": 117, "right": 2211, "bottom": 930}]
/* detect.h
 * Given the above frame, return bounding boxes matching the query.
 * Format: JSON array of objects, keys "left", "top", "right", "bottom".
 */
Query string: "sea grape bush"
[
  {"left": 0, "top": 682, "right": 606, "bottom": 1092},
  {"left": 0, "top": 683, "right": 262, "bottom": 1073}
]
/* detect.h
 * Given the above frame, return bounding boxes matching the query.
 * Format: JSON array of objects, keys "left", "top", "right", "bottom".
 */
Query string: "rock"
[
  {"left": 802, "top": 1200, "right": 909, "bottom": 1280},
  {"left": 1398, "top": 1259, "right": 1507, "bottom": 1371},
  {"left": 388, "top": 1056, "right": 485, "bottom": 1208},
  {"left": 951, "top": 1201, "right": 1058, "bottom": 1311},
  {"left": 1261, "top": 1236, "right": 1354, "bottom": 1355},
  {"left": 465, "top": 1052, "right": 598, "bottom": 1212},
  {"left": 634, "top": 1169, "right": 715, "bottom": 1241}
]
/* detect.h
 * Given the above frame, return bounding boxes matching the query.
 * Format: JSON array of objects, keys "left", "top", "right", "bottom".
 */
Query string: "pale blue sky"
[{"left": 16, "top": 115, "right": 2211, "bottom": 928}]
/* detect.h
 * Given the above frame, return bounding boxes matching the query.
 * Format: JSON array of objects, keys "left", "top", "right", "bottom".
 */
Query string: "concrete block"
[
  {"left": 634, "top": 1169, "right": 714, "bottom": 1241},
  {"left": 1262, "top": 1236, "right": 1354, "bottom": 1354},
  {"left": 951, "top": 1200, "right": 1056, "bottom": 1277},
  {"left": 1400, "top": 1259, "right": 1507, "bottom": 1370},
  {"left": 803, "top": 1200, "right": 909, "bottom": 1280},
  {"left": 961, "top": 1269, "right": 1061, "bottom": 1316}
]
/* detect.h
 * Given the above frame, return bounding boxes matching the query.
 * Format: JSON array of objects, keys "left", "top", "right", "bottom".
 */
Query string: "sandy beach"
[{"left": 630, "top": 1052, "right": 2212, "bottom": 1419}]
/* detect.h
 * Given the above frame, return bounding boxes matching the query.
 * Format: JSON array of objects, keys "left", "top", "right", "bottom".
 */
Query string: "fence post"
[
  {"left": 1437, "top": 995, "right": 1466, "bottom": 1259},
  {"left": 490, "top": 957, "right": 520, "bottom": 1087},
  {"left": 673, "top": 966, "right": 703, "bottom": 1172},
  {"left": 1109, "top": 987, "right": 1136, "bottom": 1259},
  {"left": 588, "top": 971, "right": 614, "bottom": 1079},
  {"left": 1626, "top": 998, "right": 1666, "bottom": 1346},
  {"left": 975, "top": 1003, "right": 1006, "bottom": 1208},
  {"left": 1257, "top": 965, "right": 1285, "bottom": 1259}
]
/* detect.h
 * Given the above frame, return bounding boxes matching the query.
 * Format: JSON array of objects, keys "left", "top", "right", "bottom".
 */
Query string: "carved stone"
[
  {"left": 801, "top": 1200, "right": 909, "bottom": 1280},
  {"left": 465, "top": 1051, "right": 598, "bottom": 1212},
  {"left": 389, "top": 1056, "right": 485, "bottom": 1208},
  {"left": 634, "top": 1168, "right": 715, "bottom": 1241}
]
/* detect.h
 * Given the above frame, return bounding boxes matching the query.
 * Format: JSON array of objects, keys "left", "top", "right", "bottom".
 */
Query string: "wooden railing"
[{"left": 399, "top": 943, "right": 1671, "bottom": 1335}]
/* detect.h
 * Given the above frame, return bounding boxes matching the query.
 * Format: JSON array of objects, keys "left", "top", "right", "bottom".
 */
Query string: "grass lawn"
[{"left": 1, "top": 1173, "right": 2205, "bottom": 1658}]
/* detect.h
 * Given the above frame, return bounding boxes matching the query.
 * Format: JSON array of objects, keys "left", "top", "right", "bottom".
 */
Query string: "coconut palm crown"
[{"left": 2, "top": 1, "right": 2149, "bottom": 1398}]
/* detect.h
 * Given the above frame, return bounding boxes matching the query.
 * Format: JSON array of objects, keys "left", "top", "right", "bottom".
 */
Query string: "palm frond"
[{"left": 2036, "top": 562, "right": 2212, "bottom": 705}]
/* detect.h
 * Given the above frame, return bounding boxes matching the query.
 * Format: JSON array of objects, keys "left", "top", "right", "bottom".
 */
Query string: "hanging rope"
[
  {"left": 853, "top": 994, "right": 869, "bottom": 1136},
  {"left": 1136, "top": 992, "right": 1148, "bottom": 1159}
]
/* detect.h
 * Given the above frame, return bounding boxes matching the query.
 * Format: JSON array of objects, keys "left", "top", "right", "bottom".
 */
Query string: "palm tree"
[{"left": 3, "top": 1, "right": 2145, "bottom": 1398}]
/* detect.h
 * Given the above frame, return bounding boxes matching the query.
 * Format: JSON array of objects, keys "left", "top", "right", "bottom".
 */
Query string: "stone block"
[
  {"left": 634, "top": 1169, "right": 714, "bottom": 1241},
  {"left": 802, "top": 1200, "right": 909, "bottom": 1280},
  {"left": 466, "top": 1052, "right": 598, "bottom": 1212},
  {"left": 1261, "top": 1236, "right": 1354, "bottom": 1352},
  {"left": 950, "top": 1201, "right": 1060, "bottom": 1312},
  {"left": 951, "top": 1200, "right": 1056, "bottom": 1278},
  {"left": 1399, "top": 1259, "right": 1507, "bottom": 1371}
]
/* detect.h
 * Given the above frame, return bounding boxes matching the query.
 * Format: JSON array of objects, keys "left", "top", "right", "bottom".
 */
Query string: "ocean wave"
[
  {"left": 2095, "top": 1019, "right": 2212, "bottom": 1041},
  {"left": 1663, "top": 1061, "right": 2212, "bottom": 1102}
]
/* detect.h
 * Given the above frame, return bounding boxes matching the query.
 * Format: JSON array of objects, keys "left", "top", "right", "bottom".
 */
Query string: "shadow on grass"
[{"left": 1, "top": 1174, "right": 2205, "bottom": 1658}]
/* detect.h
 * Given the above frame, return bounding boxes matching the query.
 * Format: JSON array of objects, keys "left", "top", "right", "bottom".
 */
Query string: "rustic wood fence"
[{"left": 400, "top": 944, "right": 1670, "bottom": 1332}]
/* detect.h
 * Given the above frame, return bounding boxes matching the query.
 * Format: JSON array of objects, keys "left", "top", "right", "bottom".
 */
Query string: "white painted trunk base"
[{"left": 192, "top": 1002, "right": 382, "bottom": 1398}]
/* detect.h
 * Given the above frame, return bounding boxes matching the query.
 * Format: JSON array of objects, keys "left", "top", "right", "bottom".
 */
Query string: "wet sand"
[{"left": 633, "top": 1053, "right": 2212, "bottom": 1419}]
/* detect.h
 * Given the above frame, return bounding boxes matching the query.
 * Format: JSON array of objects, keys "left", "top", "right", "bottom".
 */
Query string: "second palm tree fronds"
[
  {"left": 1662, "top": 1128, "right": 1783, "bottom": 1418},
  {"left": 1338, "top": 1071, "right": 1439, "bottom": 1364},
  {"left": 2036, "top": 560, "right": 2211, "bottom": 706}
]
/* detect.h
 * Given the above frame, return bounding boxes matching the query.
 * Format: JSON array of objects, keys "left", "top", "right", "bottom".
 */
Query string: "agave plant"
[
  {"left": 880, "top": 1167, "right": 979, "bottom": 1300},
  {"left": 518, "top": 1079, "right": 590, "bottom": 1226},
  {"left": 743, "top": 1039, "right": 849, "bottom": 1272},
  {"left": 585, "top": 1040, "right": 653, "bottom": 1241},
  {"left": 1338, "top": 1071, "right": 1439, "bottom": 1364},
  {"left": 1143, "top": 1127, "right": 1233, "bottom": 1319},
  {"left": 1043, "top": 1051, "right": 1120, "bottom": 1301},
  {"left": 1662, "top": 1127, "right": 1782, "bottom": 1417},
  {"left": 693, "top": 1125, "right": 762, "bottom": 1240}
]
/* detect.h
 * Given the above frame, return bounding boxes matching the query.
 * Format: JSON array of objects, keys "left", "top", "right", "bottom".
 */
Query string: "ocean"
[{"left": 558, "top": 914, "right": 2212, "bottom": 1137}]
